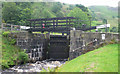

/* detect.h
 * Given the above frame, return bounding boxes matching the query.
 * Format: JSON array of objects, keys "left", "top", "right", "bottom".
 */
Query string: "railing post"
[
  {"left": 11, "top": 24, "right": 13, "bottom": 31},
  {"left": 53, "top": 20, "right": 55, "bottom": 32},
  {"left": 20, "top": 25, "right": 21, "bottom": 31},
  {"left": 1, "top": 23, "right": 3, "bottom": 31}
]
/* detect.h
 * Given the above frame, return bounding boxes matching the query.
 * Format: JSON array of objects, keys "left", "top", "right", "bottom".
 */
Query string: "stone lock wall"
[
  {"left": 9, "top": 32, "right": 50, "bottom": 61},
  {"left": 9, "top": 30, "right": 119, "bottom": 61},
  {"left": 69, "top": 30, "right": 119, "bottom": 60},
  {"left": 9, "top": 32, "right": 70, "bottom": 61}
]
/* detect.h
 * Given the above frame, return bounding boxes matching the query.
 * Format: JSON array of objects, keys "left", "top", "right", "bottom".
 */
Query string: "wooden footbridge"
[
  {"left": 27, "top": 17, "right": 106, "bottom": 34},
  {"left": 2, "top": 17, "right": 109, "bottom": 34},
  {"left": 27, "top": 17, "right": 77, "bottom": 35}
]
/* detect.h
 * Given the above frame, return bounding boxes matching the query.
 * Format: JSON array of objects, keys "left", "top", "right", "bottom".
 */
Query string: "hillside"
[
  {"left": 2, "top": 2, "right": 118, "bottom": 32},
  {"left": 89, "top": 6, "right": 118, "bottom": 20},
  {"left": 89, "top": 6, "right": 118, "bottom": 32},
  {"left": 57, "top": 44, "right": 118, "bottom": 72}
]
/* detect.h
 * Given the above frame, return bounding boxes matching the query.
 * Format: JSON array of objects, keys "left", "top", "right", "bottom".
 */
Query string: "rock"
[
  {"left": 36, "top": 61, "right": 41, "bottom": 64},
  {"left": 46, "top": 63, "right": 56, "bottom": 68},
  {"left": 51, "top": 61, "right": 54, "bottom": 64},
  {"left": 23, "top": 70, "right": 29, "bottom": 72},
  {"left": 17, "top": 69, "right": 23, "bottom": 72},
  {"left": 36, "top": 64, "right": 42, "bottom": 70},
  {"left": 29, "top": 64, "right": 35, "bottom": 66},
  {"left": 54, "top": 61, "right": 60, "bottom": 65},
  {"left": 3, "top": 61, "right": 65, "bottom": 72},
  {"left": 35, "top": 68, "right": 41, "bottom": 72}
]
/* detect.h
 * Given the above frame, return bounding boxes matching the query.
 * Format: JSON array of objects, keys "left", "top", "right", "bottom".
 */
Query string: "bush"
[
  {"left": 9, "top": 38, "right": 16, "bottom": 45},
  {"left": 2, "top": 31, "right": 16, "bottom": 45},
  {"left": 2, "top": 31, "right": 10, "bottom": 37},
  {"left": 17, "top": 51, "right": 29, "bottom": 64},
  {"left": 2, "top": 60, "right": 10, "bottom": 69},
  {"left": 2, "top": 35, "right": 28, "bottom": 69}
]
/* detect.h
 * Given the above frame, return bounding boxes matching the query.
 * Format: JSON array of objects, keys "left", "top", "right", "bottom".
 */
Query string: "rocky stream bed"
[{"left": 2, "top": 59, "right": 66, "bottom": 73}]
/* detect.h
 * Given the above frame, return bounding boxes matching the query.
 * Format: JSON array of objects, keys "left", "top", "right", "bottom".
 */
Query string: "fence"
[{"left": 1, "top": 23, "right": 25, "bottom": 31}]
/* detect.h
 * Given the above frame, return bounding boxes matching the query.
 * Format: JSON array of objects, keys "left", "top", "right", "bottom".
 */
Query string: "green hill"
[
  {"left": 89, "top": 6, "right": 118, "bottom": 32},
  {"left": 89, "top": 6, "right": 118, "bottom": 20},
  {"left": 57, "top": 44, "right": 118, "bottom": 72}
]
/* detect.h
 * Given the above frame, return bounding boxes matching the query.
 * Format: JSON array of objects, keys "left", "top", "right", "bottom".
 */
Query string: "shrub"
[
  {"left": 2, "top": 31, "right": 10, "bottom": 37},
  {"left": 2, "top": 63, "right": 10, "bottom": 69},
  {"left": 2, "top": 60, "right": 10, "bottom": 69},
  {"left": 17, "top": 51, "right": 29, "bottom": 64},
  {"left": 2, "top": 31, "right": 16, "bottom": 45},
  {"left": 7, "top": 60, "right": 15, "bottom": 67},
  {"left": 9, "top": 38, "right": 16, "bottom": 45}
]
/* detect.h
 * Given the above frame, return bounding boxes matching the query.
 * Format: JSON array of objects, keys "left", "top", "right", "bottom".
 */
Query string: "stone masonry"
[
  {"left": 69, "top": 30, "right": 119, "bottom": 60},
  {"left": 8, "top": 30, "right": 119, "bottom": 61},
  {"left": 9, "top": 31, "right": 50, "bottom": 61}
]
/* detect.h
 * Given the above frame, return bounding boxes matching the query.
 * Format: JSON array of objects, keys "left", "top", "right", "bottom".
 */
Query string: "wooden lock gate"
[{"left": 48, "top": 35, "right": 70, "bottom": 60}]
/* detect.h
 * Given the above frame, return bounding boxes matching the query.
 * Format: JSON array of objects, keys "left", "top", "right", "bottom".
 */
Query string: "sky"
[{"left": 55, "top": 0, "right": 120, "bottom": 7}]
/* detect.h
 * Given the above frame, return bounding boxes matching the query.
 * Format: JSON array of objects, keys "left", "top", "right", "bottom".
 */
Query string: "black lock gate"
[{"left": 48, "top": 35, "right": 69, "bottom": 60}]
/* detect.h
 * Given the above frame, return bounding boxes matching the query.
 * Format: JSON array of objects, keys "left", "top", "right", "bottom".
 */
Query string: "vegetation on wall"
[{"left": 1, "top": 32, "right": 29, "bottom": 69}]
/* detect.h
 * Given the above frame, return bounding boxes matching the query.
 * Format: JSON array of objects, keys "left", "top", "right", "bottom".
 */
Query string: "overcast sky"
[{"left": 55, "top": 0, "right": 120, "bottom": 7}]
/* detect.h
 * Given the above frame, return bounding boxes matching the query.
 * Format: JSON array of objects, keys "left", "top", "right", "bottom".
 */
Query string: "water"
[{"left": 2, "top": 60, "right": 66, "bottom": 73}]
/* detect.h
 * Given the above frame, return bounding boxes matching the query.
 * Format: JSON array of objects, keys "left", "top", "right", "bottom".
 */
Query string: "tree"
[
  {"left": 110, "top": 27, "right": 118, "bottom": 33},
  {"left": 2, "top": 2, "right": 20, "bottom": 24},
  {"left": 68, "top": 5, "right": 75, "bottom": 10},
  {"left": 56, "top": 11, "right": 64, "bottom": 17},
  {"left": 51, "top": 2, "right": 62, "bottom": 13},
  {"left": 16, "top": 2, "right": 32, "bottom": 25},
  {"left": 31, "top": 2, "right": 55, "bottom": 19},
  {"left": 2, "top": 2, "right": 32, "bottom": 25},
  {"left": 76, "top": 4, "right": 89, "bottom": 12},
  {"left": 18, "top": 7, "right": 32, "bottom": 25},
  {"left": 103, "top": 19, "right": 107, "bottom": 24},
  {"left": 112, "top": 16, "right": 115, "bottom": 19},
  {"left": 67, "top": 7, "right": 90, "bottom": 27},
  {"left": 41, "top": 9, "right": 55, "bottom": 18}
]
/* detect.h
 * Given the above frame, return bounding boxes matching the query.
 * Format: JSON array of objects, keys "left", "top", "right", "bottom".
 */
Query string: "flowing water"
[{"left": 2, "top": 60, "right": 66, "bottom": 73}]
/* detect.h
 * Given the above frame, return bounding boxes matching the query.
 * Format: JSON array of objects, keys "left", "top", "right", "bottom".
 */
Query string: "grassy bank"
[
  {"left": 1, "top": 32, "right": 29, "bottom": 69},
  {"left": 57, "top": 44, "right": 118, "bottom": 72}
]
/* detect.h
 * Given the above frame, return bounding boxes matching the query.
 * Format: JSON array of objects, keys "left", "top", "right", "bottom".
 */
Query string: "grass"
[{"left": 57, "top": 44, "right": 118, "bottom": 72}]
